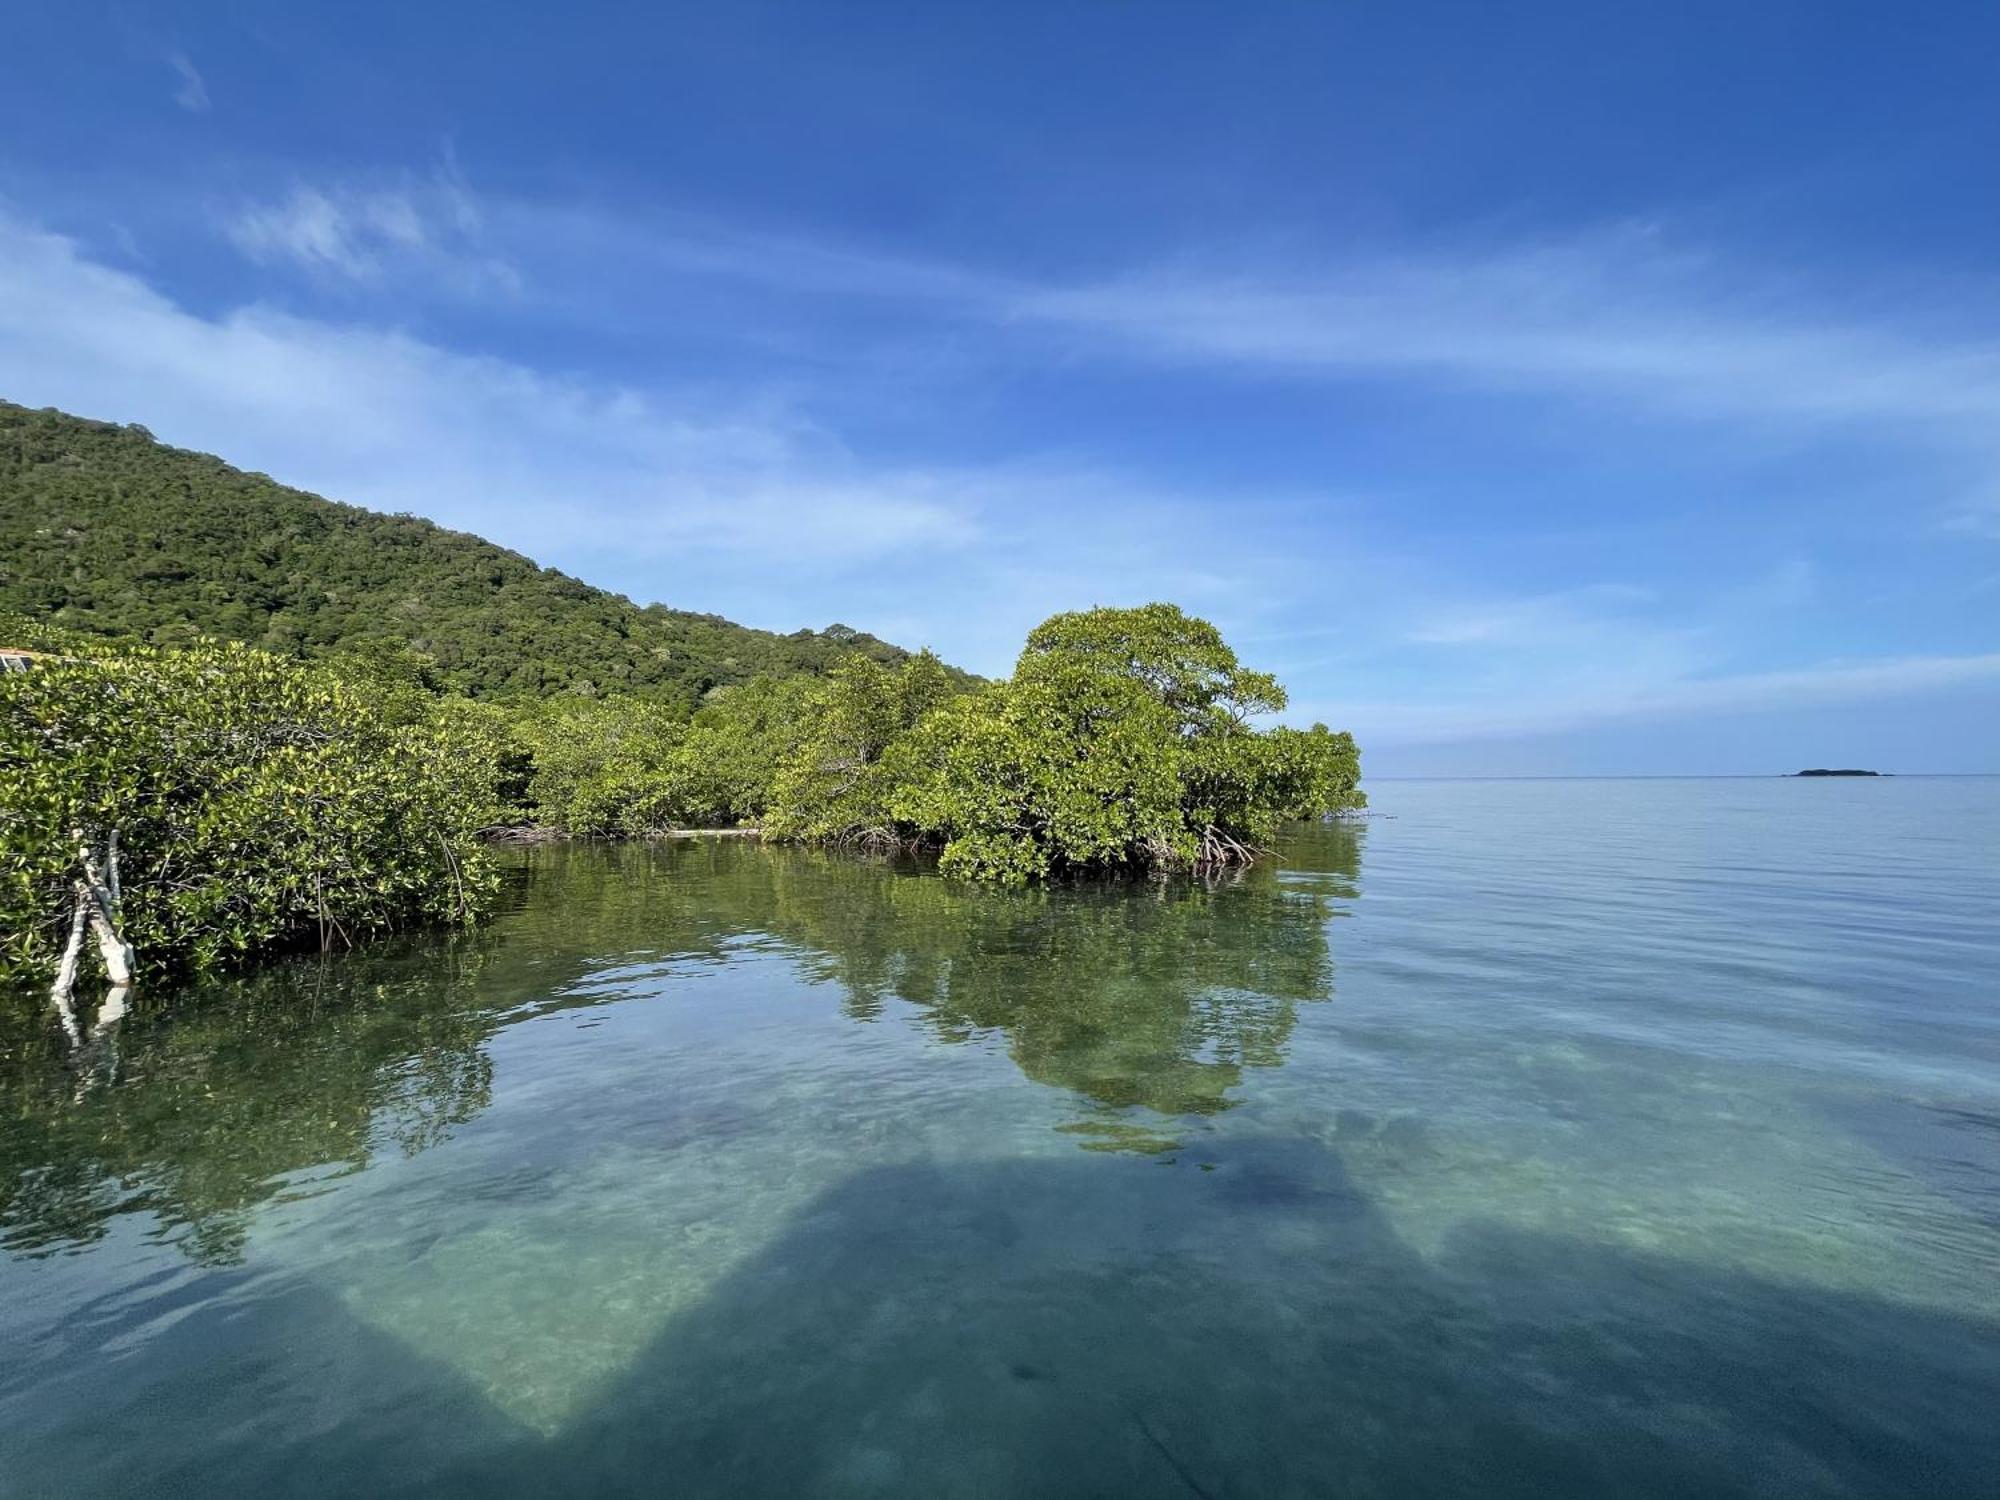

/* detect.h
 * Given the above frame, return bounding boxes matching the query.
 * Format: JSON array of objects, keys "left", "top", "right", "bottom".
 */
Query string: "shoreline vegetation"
[
  {"left": 1, "top": 404, "right": 1361, "bottom": 1009},
  {"left": 481, "top": 825, "right": 767, "bottom": 843},
  {"left": 2, "top": 603, "right": 1363, "bottom": 1002}
]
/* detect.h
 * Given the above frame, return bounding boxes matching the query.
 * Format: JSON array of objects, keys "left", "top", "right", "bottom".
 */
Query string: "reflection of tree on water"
[
  {"left": 699, "top": 820, "right": 1363, "bottom": 1143},
  {"left": 0, "top": 950, "right": 501, "bottom": 1262},
  {"left": 0, "top": 845, "right": 739, "bottom": 1261},
  {"left": 498, "top": 825, "right": 1362, "bottom": 1134},
  {"left": 0, "top": 822, "right": 1363, "bottom": 1256}
]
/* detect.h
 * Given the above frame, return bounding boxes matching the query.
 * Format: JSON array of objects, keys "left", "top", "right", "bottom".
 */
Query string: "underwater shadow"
[
  {"left": 471, "top": 1137, "right": 2000, "bottom": 1500},
  {"left": 7, "top": 1135, "right": 1995, "bottom": 1499},
  {"left": 0, "top": 1272, "right": 534, "bottom": 1499}
]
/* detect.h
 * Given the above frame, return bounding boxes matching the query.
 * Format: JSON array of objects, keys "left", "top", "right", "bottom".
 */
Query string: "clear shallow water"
[{"left": 2, "top": 777, "right": 1997, "bottom": 1498}]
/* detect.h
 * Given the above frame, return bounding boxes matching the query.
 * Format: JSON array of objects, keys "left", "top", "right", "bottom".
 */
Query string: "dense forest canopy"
[{"left": 0, "top": 401, "right": 946, "bottom": 706}]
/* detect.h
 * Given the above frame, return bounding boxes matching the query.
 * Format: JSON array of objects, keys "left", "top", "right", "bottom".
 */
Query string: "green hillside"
[{"left": 0, "top": 401, "right": 939, "bottom": 705}]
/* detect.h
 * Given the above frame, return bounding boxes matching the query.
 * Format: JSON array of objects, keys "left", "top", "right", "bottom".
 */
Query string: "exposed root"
[
  {"left": 1192, "top": 823, "right": 1265, "bottom": 869},
  {"left": 49, "top": 829, "right": 137, "bottom": 1045},
  {"left": 479, "top": 824, "right": 572, "bottom": 844},
  {"left": 76, "top": 830, "right": 134, "bottom": 984}
]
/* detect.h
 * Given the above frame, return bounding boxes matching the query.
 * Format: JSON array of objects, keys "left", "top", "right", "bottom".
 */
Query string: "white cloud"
[
  {"left": 501, "top": 199, "right": 1004, "bottom": 307},
  {"left": 482, "top": 211, "right": 2000, "bottom": 458},
  {"left": 478, "top": 212, "right": 2000, "bottom": 558},
  {"left": 0, "top": 204, "right": 1990, "bottom": 744},
  {"left": 1011, "top": 232, "right": 2000, "bottom": 445},
  {"left": 1300, "top": 651, "right": 2000, "bottom": 746},
  {"left": 1406, "top": 584, "right": 1659, "bottom": 647},
  {"left": 1947, "top": 493, "right": 2000, "bottom": 540},
  {"left": 229, "top": 188, "right": 367, "bottom": 276},
  {"left": 0, "top": 211, "right": 964, "bottom": 563},
  {"left": 225, "top": 160, "right": 518, "bottom": 293},
  {"left": 0, "top": 210, "right": 1263, "bottom": 672},
  {"left": 167, "top": 52, "right": 208, "bottom": 113}
]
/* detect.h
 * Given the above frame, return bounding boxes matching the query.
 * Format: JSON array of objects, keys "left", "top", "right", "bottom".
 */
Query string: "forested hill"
[{"left": 0, "top": 401, "right": 942, "bottom": 705}]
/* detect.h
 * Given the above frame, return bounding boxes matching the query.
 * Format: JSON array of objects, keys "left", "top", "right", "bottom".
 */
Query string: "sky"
[{"left": 1, "top": 2, "right": 1997, "bottom": 775}]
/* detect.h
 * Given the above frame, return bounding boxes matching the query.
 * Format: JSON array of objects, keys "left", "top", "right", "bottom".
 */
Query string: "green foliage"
[
  {"left": 669, "top": 674, "right": 820, "bottom": 827},
  {"left": 764, "top": 651, "right": 964, "bottom": 842},
  {"left": 468, "top": 604, "right": 1361, "bottom": 869},
  {"left": 888, "top": 668, "right": 1176, "bottom": 880},
  {"left": 502, "top": 672, "right": 837, "bottom": 834},
  {"left": 889, "top": 604, "right": 1364, "bottom": 881},
  {"left": 1020, "top": 600, "right": 1286, "bottom": 730},
  {"left": 0, "top": 636, "right": 501, "bottom": 990},
  {"left": 0, "top": 401, "right": 952, "bottom": 703},
  {"left": 512, "top": 696, "right": 692, "bottom": 836}
]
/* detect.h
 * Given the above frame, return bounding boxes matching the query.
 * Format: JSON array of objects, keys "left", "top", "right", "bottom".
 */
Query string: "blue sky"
[{"left": 2, "top": 2, "right": 1997, "bottom": 774}]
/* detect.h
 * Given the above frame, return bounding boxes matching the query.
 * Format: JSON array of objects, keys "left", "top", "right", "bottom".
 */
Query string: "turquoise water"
[{"left": 2, "top": 777, "right": 1997, "bottom": 1498}]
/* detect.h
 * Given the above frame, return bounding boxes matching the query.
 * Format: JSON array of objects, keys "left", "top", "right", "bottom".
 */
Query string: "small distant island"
[{"left": 1793, "top": 768, "right": 1882, "bottom": 777}]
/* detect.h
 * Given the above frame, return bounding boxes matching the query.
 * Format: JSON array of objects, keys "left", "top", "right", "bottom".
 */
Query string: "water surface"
[{"left": 3, "top": 778, "right": 1998, "bottom": 1497}]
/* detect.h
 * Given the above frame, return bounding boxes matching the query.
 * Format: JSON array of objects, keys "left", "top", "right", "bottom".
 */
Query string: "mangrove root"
[
  {"left": 49, "top": 829, "right": 137, "bottom": 1032},
  {"left": 1192, "top": 824, "right": 1266, "bottom": 868}
]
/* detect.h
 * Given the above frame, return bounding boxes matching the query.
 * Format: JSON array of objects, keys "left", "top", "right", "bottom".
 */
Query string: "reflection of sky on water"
[{"left": 2, "top": 778, "right": 1997, "bottom": 1494}]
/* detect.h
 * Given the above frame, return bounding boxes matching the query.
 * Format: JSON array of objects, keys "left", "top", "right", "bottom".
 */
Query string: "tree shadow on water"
[
  {"left": 0, "top": 1272, "right": 534, "bottom": 1499},
  {"left": 7, "top": 1136, "right": 1996, "bottom": 1499},
  {"left": 464, "top": 1137, "right": 1999, "bottom": 1500}
]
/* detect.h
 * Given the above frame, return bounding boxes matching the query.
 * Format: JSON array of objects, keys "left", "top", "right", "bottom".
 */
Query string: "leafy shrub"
[
  {"left": 512, "top": 696, "right": 691, "bottom": 836},
  {"left": 1, "top": 637, "right": 502, "bottom": 990},
  {"left": 763, "top": 651, "right": 964, "bottom": 843},
  {"left": 887, "top": 604, "right": 1364, "bottom": 881},
  {"left": 669, "top": 674, "right": 819, "bottom": 827}
]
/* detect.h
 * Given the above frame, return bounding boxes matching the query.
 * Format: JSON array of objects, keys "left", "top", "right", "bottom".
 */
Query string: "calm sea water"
[{"left": 2, "top": 778, "right": 1997, "bottom": 1498}]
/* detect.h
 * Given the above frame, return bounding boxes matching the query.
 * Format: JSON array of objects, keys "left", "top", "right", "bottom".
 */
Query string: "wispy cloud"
[
  {"left": 1301, "top": 651, "right": 2000, "bottom": 747},
  {"left": 1406, "top": 584, "right": 1660, "bottom": 647},
  {"left": 1011, "top": 231, "right": 2000, "bottom": 443},
  {"left": 0, "top": 211, "right": 957, "bottom": 558},
  {"left": 0, "top": 209, "right": 1266, "bottom": 672},
  {"left": 476, "top": 210, "right": 2000, "bottom": 458},
  {"left": 225, "top": 158, "right": 518, "bottom": 293},
  {"left": 502, "top": 200, "right": 1005, "bottom": 307},
  {"left": 1947, "top": 492, "right": 2000, "bottom": 540},
  {"left": 0, "top": 203, "right": 1991, "bottom": 748},
  {"left": 166, "top": 52, "right": 209, "bottom": 114},
  {"left": 477, "top": 212, "right": 2000, "bottom": 554},
  {"left": 229, "top": 188, "right": 371, "bottom": 276}
]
